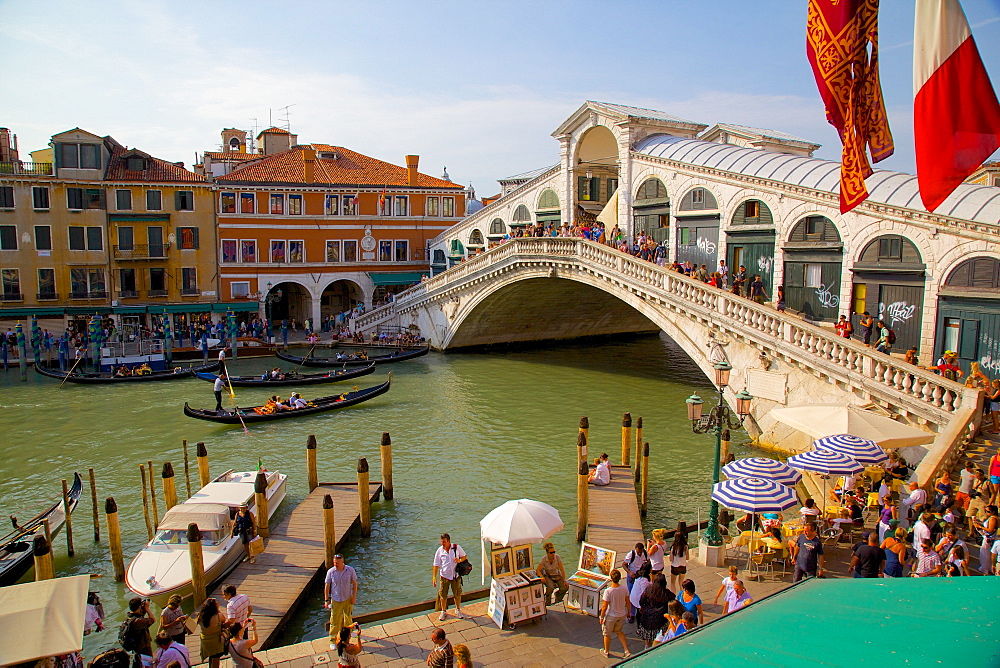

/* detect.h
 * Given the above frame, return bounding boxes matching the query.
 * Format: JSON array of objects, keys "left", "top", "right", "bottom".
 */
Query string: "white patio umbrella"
[
  {"left": 786, "top": 449, "right": 864, "bottom": 512},
  {"left": 711, "top": 478, "right": 798, "bottom": 569},
  {"left": 722, "top": 457, "right": 803, "bottom": 487},
  {"left": 770, "top": 404, "right": 934, "bottom": 448},
  {"left": 479, "top": 499, "right": 564, "bottom": 584},
  {"left": 813, "top": 434, "right": 888, "bottom": 465}
]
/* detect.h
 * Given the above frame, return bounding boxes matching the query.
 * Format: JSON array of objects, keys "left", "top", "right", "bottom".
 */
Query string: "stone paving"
[{"left": 205, "top": 539, "right": 857, "bottom": 668}]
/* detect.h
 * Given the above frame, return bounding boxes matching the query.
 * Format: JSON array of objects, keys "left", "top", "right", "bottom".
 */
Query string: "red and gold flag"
[{"left": 806, "top": 0, "right": 894, "bottom": 213}]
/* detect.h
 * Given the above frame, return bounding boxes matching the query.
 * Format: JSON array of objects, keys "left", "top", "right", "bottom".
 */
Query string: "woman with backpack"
[{"left": 622, "top": 543, "right": 649, "bottom": 622}]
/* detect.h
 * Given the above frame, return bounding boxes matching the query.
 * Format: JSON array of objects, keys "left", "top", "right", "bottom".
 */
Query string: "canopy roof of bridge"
[
  {"left": 634, "top": 132, "right": 1000, "bottom": 225},
  {"left": 553, "top": 101, "right": 708, "bottom": 137}
]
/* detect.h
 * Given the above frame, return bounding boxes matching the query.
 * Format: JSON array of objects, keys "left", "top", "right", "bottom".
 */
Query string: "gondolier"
[{"left": 214, "top": 375, "right": 225, "bottom": 412}]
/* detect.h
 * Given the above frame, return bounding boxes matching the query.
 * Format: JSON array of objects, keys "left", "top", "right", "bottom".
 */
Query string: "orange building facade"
[{"left": 212, "top": 128, "right": 466, "bottom": 327}]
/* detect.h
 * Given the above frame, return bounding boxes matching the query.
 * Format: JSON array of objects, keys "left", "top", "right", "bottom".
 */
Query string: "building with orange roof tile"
[
  {"left": 1, "top": 126, "right": 225, "bottom": 336},
  {"left": 209, "top": 127, "right": 467, "bottom": 328}
]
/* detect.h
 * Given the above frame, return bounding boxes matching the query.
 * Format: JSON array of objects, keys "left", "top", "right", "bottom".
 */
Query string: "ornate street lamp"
[
  {"left": 686, "top": 362, "right": 753, "bottom": 547},
  {"left": 262, "top": 281, "right": 283, "bottom": 343}
]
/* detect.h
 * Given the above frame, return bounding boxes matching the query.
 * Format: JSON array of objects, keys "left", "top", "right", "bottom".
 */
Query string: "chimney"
[
  {"left": 303, "top": 147, "right": 316, "bottom": 184},
  {"left": 406, "top": 155, "right": 419, "bottom": 187}
]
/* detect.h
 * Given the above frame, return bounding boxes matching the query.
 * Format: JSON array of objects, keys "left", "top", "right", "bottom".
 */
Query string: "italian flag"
[{"left": 913, "top": 0, "right": 1000, "bottom": 212}]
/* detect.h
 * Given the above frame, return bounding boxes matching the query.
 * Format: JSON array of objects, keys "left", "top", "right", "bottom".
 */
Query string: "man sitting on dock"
[{"left": 588, "top": 454, "right": 611, "bottom": 486}]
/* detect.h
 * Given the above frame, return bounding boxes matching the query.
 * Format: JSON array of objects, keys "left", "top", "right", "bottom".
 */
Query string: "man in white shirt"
[
  {"left": 324, "top": 554, "right": 358, "bottom": 647},
  {"left": 432, "top": 533, "right": 468, "bottom": 621},
  {"left": 900, "top": 482, "right": 927, "bottom": 527},
  {"left": 588, "top": 454, "right": 611, "bottom": 486},
  {"left": 958, "top": 461, "right": 976, "bottom": 508},
  {"left": 213, "top": 375, "right": 225, "bottom": 412},
  {"left": 223, "top": 584, "right": 252, "bottom": 630},
  {"left": 913, "top": 512, "right": 933, "bottom": 547}
]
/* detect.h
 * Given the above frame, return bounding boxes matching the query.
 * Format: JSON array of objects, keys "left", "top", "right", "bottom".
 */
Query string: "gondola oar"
[
  {"left": 59, "top": 356, "right": 85, "bottom": 388},
  {"left": 220, "top": 359, "right": 250, "bottom": 435},
  {"left": 294, "top": 341, "right": 319, "bottom": 372}
]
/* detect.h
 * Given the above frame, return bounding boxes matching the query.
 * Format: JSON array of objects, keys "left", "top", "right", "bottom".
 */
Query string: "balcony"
[
  {"left": 0, "top": 161, "right": 54, "bottom": 176},
  {"left": 1, "top": 292, "right": 23, "bottom": 302},
  {"left": 148, "top": 289, "right": 168, "bottom": 297},
  {"left": 70, "top": 290, "right": 108, "bottom": 299},
  {"left": 36, "top": 292, "right": 59, "bottom": 301},
  {"left": 113, "top": 243, "right": 170, "bottom": 260},
  {"left": 180, "top": 287, "right": 200, "bottom": 296},
  {"left": 118, "top": 290, "right": 139, "bottom": 299}
]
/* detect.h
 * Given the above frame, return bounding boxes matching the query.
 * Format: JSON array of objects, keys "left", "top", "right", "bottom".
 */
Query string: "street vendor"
[{"left": 536, "top": 542, "right": 568, "bottom": 606}]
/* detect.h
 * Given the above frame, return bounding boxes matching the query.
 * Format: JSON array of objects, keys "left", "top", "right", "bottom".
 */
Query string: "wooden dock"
[
  {"left": 586, "top": 464, "right": 645, "bottom": 566},
  {"left": 185, "top": 482, "right": 382, "bottom": 661}
]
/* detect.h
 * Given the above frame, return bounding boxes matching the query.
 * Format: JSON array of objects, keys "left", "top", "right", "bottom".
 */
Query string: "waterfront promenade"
[{"left": 200, "top": 534, "right": 858, "bottom": 667}]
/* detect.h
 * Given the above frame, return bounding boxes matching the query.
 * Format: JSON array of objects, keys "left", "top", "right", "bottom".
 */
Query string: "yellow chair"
[{"left": 749, "top": 550, "right": 775, "bottom": 581}]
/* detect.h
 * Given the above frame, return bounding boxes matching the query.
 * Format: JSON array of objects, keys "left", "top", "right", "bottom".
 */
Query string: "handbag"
[
  {"left": 228, "top": 641, "right": 264, "bottom": 668},
  {"left": 452, "top": 544, "right": 473, "bottom": 577}
]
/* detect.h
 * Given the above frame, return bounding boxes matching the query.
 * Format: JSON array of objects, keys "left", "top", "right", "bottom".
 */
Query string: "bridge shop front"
[
  {"left": 850, "top": 234, "right": 926, "bottom": 353},
  {"left": 782, "top": 215, "right": 843, "bottom": 322},
  {"left": 935, "top": 257, "right": 1000, "bottom": 378}
]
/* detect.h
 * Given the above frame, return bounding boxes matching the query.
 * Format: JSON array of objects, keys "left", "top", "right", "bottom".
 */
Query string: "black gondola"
[
  {"left": 35, "top": 361, "right": 221, "bottom": 384},
  {"left": 275, "top": 346, "right": 429, "bottom": 367},
  {"left": 183, "top": 374, "right": 392, "bottom": 424},
  {"left": 0, "top": 473, "right": 83, "bottom": 587},
  {"left": 195, "top": 363, "right": 375, "bottom": 387}
]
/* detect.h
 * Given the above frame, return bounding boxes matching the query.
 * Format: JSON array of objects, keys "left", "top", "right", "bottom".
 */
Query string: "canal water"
[{"left": 0, "top": 333, "right": 753, "bottom": 655}]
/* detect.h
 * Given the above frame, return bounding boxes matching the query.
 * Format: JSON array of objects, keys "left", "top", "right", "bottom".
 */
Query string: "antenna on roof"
[
  {"left": 278, "top": 104, "right": 295, "bottom": 132},
  {"left": 249, "top": 117, "right": 259, "bottom": 153}
]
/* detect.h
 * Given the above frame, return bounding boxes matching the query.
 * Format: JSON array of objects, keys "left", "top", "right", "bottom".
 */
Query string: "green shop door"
[
  {"left": 936, "top": 296, "right": 1000, "bottom": 377},
  {"left": 877, "top": 284, "right": 924, "bottom": 353},
  {"left": 726, "top": 234, "right": 775, "bottom": 295}
]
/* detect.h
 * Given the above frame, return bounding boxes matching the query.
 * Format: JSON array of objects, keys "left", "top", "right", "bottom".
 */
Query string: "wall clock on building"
[{"left": 361, "top": 229, "right": 377, "bottom": 252}]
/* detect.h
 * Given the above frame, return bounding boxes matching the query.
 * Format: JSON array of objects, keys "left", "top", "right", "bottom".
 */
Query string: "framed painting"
[
  {"left": 513, "top": 544, "right": 533, "bottom": 573},
  {"left": 492, "top": 547, "right": 514, "bottom": 577}
]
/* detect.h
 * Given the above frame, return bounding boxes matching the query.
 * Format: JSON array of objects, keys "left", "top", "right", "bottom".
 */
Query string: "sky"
[{"left": 1, "top": 0, "right": 999, "bottom": 195}]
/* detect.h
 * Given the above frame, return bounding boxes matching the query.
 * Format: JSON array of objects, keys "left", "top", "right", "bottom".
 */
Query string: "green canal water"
[{"left": 0, "top": 334, "right": 754, "bottom": 655}]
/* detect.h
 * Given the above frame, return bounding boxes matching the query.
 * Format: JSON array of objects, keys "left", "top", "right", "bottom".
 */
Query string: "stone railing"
[{"left": 358, "top": 237, "right": 977, "bottom": 430}]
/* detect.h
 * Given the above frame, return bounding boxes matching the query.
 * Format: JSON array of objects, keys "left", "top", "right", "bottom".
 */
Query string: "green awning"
[
  {"left": 0, "top": 307, "right": 66, "bottom": 317},
  {"left": 211, "top": 302, "right": 260, "bottom": 313},
  {"left": 160, "top": 303, "right": 213, "bottom": 314},
  {"left": 64, "top": 307, "right": 109, "bottom": 316},
  {"left": 113, "top": 306, "right": 148, "bottom": 314},
  {"left": 370, "top": 272, "right": 429, "bottom": 286},
  {"left": 535, "top": 211, "right": 560, "bottom": 222},
  {"left": 622, "top": 577, "right": 1000, "bottom": 666}
]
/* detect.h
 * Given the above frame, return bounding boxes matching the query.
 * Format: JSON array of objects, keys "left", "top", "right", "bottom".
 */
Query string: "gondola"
[
  {"left": 34, "top": 361, "right": 221, "bottom": 384},
  {"left": 0, "top": 473, "right": 83, "bottom": 587},
  {"left": 194, "top": 362, "right": 375, "bottom": 387},
  {"left": 183, "top": 374, "right": 392, "bottom": 424},
  {"left": 275, "top": 345, "right": 429, "bottom": 367}
]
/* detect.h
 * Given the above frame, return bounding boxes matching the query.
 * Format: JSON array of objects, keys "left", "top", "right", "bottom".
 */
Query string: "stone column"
[
  {"left": 617, "top": 128, "right": 633, "bottom": 241},
  {"left": 558, "top": 134, "right": 573, "bottom": 228}
]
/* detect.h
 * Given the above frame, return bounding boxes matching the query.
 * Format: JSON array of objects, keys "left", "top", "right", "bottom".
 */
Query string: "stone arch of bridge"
[{"left": 441, "top": 268, "right": 731, "bottom": 386}]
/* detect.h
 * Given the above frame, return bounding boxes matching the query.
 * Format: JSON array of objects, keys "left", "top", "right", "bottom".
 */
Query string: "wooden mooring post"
[
  {"left": 147, "top": 460, "right": 159, "bottom": 527},
  {"left": 576, "top": 459, "right": 589, "bottom": 542},
  {"left": 162, "top": 462, "right": 178, "bottom": 510},
  {"left": 634, "top": 418, "right": 643, "bottom": 483},
  {"left": 139, "top": 464, "right": 153, "bottom": 540},
  {"left": 357, "top": 458, "right": 371, "bottom": 537},
  {"left": 306, "top": 435, "right": 318, "bottom": 492},
  {"left": 254, "top": 472, "right": 270, "bottom": 539},
  {"left": 33, "top": 535, "right": 54, "bottom": 581},
  {"left": 196, "top": 442, "right": 210, "bottom": 488},
  {"left": 182, "top": 439, "right": 192, "bottom": 497},
  {"left": 641, "top": 442, "right": 650, "bottom": 517},
  {"left": 88, "top": 468, "right": 100, "bottom": 541},
  {"left": 380, "top": 432, "right": 394, "bottom": 500},
  {"left": 323, "top": 494, "right": 336, "bottom": 568},
  {"left": 578, "top": 417, "right": 589, "bottom": 465},
  {"left": 621, "top": 413, "right": 632, "bottom": 466},
  {"left": 105, "top": 497, "right": 125, "bottom": 581},
  {"left": 187, "top": 523, "right": 206, "bottom": 607}
]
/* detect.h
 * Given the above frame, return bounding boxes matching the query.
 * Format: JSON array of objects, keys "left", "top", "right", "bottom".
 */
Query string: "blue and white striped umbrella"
[
  {"left": 711, "top": 477, "right": 798, "bottom": 513},
  {"left": 786, "top": 449, "right": 864, "bottom": 476},
  {"left": 812, "top": 433, "right": 887, "bottom": 465},
  {"left": 722, "top": 457, "right": 802, "bottom": 487}
]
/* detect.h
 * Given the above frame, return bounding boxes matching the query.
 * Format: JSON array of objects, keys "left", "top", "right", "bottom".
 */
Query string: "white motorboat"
[{"left": 125, "top": 469, "right": 287, "bottom": 606}]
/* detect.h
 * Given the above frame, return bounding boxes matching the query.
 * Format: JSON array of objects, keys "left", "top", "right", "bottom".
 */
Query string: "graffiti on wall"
[
  {"left": 981, "top": 333, "right": 1000, "bottom": 375},
  {"left": 757, "top": 256, "right": 773, "bottom": 276},
  {"left": 878, "top": 301, "right": 917, "bottom": 327},
  {"left": 815, "top": 284, "right": 839, "bottom": 309},
  {"left": 695, "top": 237, "right": 717, "bottom": 257}
]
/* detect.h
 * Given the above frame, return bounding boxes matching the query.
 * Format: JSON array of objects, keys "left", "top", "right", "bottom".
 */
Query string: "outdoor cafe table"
[
  {"left": 782, "top": 521, "right": 804, "bottom": 537},
  {"left": 865, "top": 466, "right": 885, "bottom": 484}
]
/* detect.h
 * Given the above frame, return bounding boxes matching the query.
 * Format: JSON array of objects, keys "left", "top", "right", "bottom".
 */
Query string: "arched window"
[
  {"left": 512, "top": 205, "right": 531, "bottom": 222},
  {"left": 538, "top": 189, "right": 560, "bottom": 209},
  {"left": 788, "top": 216, "right": 841, "bottom": 243},
  {"left": 229, "top": 137, "right": 240, "bottom": 149},
  {"left": 490, "top": 218, "right": 506, "bottom": 235},
  {"left": 432, "top": 249, "right": 445, "bottom": 265},
  {"left": 731, "top": 199, "right": 773, "bottom": 226},
  {"left": 858, "top": 235, "right": 922, "bottom": 264},
  {"left": 678, "top": 187, "right": 718, "bottom": 211},
  {"left": 468, "top": 229, "right": 484, "bottom": 246},
  {"left": 946, "top": 257, "right": 1000, "bottom": 291},
  {"left": 635, "top": 178, "right": 668, "bottom": 201}
]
